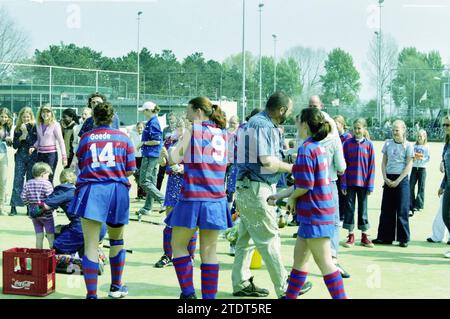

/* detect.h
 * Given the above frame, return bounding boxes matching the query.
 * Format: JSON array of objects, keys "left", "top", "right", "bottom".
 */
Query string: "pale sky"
[{"left": 2, "top": 0, "right": 450, "bottom": 101}]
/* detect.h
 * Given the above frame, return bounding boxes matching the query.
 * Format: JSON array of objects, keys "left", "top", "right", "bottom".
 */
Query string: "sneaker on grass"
[
  {"left": 232, "top": 276, "right": 269, "bottom": 297},
  {"left": 108, "top": 284, "right": 128, "bottom": 299},
  {"left": 343, "top": 233, "right": 355, "bottom": 248},
  {"left": 155, "top": 255, "right": 172, "bottom": 268},
  {"left": 361, "top": 233, "right": 374, "bottom": 248}
]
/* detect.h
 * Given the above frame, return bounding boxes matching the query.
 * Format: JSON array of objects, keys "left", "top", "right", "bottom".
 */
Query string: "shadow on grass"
[
  {"left": 129, "top": 247, "right": 169, "bottom": 254},
  {"left": 342, "top": 245, "right": 449, "bottom": 265},
  {"left": 0, "top": 229, "right": 35, "bottom": 236},
  {"left": 99, "top": 282, "right": 180, "bottom": 298}
]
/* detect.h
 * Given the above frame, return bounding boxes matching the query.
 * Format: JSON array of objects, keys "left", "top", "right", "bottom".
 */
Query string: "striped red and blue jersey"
[
  {"left": 164, "top": 135, "right": 182, "bottom": 176},
  {"left": 341, "top": 137, "right": 375, "bottom": 192},
  {"left": 77, "top": 126, "right": 137, "bottom": 188},
  {"left": 181, "top": 120, "right": 228, "bottom": 201},
  {"left": 293, "top": 138, "right": 335, "bottom": 226},
  {"left": 340, "top": 132, "right": 352, "bottom": 145}
]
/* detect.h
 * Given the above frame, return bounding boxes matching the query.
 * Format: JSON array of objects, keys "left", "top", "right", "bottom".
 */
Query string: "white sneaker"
[
  {"left": 136, "top": 208, "right": 150, "bottom": 216},
  {"left": 444, "top": 251, "right": 450, "bottom": 258},
  {"left": 108, "top": 285, "right": 128, "bottom": 298}
]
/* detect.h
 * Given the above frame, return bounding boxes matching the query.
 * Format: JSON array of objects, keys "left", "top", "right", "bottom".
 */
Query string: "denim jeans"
[
  {"left": 330, "top": 182, "right": 340, "bottom": 258},
  {"left": 343, "top": 186, "right": 370, "bottom": 232},
  {"left": 410, "top": 167, "right": 426, "bottom": 210},
  {"left": 376, "top": 174, "right": 411, "bottom": 243},
  {"left": 139, "top": 156, "right": 165, "bottom": 210}
]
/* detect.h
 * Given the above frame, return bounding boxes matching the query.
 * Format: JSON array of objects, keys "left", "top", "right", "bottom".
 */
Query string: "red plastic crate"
[{"left": 2, "top": 248, "right": 56, "bottom": 297}]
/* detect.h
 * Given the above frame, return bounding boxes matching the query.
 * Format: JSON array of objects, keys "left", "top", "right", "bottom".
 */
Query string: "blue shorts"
[
  {"left": 70, "top": 182, "right": 130, "bottom": 225},
  {"left": 298, "top": 223, "right": 335, "bottom": 239},
  {"left": 165, "top": 198, "right": 233, "bottom": 230}
]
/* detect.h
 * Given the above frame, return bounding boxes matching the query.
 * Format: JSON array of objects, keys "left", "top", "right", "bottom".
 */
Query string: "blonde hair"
[
  {"left": 415, "top": 129, "right": 428, "bottom": 145},
  {"left": 353, "top": 118, "right": 371, "bottom": 140},
  {"left": 333, "top": 115, "right": 348, "bottom": 131},
  {"left": 392, "top": 119, "right": 407, "bottom": 143},
  {"left": 0, "top": 108, "right": 13, "bottom": 128},
  {"left": 15, "top": 107, "right": 36, "bottom": 132},
  {"left": 32, "top": 162, "right": 52, "bottom": 178},
  {"left": 37, "top": 104, "right": 55, "bottom": 125},
  {"left": 60, "top": 168, "right": 77, "bottom": 184}
]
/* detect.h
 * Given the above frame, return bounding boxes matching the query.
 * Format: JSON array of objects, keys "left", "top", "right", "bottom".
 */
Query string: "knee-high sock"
[
  {"left": 163, "top": 227, "right": 173, "bottom": 258},
  {"left": 109, "top": 239, "right": 126, "bottom": 288},
  {"left": 323, "top": 270, "right": 348, "bottom": 299},
  {"left": 286, "top": 269, "right": 308, "bottom": 299},
  {"left": 82, "top": 257, "right": 99, "bottom": 298},
  {"left": 188, "top": 232, "right": 198, "bottom": 259},
  {"left": 201, "top": 263, "right": 219, "bottom": 299},
  {"left": 173, "top": 256, "right": 195, "bottom": 296}
]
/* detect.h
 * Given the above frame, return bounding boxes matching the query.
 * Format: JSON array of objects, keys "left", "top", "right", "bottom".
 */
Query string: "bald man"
[{"left": 308, "top": 95, "right": 339, "bottom": 137}]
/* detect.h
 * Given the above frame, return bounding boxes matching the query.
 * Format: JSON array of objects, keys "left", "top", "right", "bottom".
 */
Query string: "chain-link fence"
[{"left": 0, "top": 63, "right": 141, "bottom": 124}]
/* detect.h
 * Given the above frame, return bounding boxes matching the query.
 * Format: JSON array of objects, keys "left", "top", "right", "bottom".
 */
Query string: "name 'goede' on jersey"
[{"left": 89, "top": 132, "right": 111, "bottom": 141}]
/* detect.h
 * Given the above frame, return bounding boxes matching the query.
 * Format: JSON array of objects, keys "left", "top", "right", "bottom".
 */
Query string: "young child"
[
  {"left": 29, "top": 104, "right": 67, "bottom": 183},
  {"left": 21, "top": 162, "right": 54, "bottom": 249},
  {"left": 409, "top": 129, "right": 430, "bottom": 217},
  {"left": 333, "top": 115, "right": 352, "bottom": 224},
  {"left": 154, "top": 119, "right": 197, "bottom": 268},
  {"left": 341, "top": 118, "right": 376, "bottom": 248},
  {"left": 44, "top": 169, "right": 107, "bottom": 255},
  {"left": 283, "top": 107, "right": 347, "bottom": 299},
  {"left": 374, "top": 120, "right": 413, "bottom": 248}
]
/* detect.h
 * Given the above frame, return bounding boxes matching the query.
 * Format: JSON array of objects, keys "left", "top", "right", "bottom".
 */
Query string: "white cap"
[{"left": 138, "top": 101, "right": 157, "bottom": 112}]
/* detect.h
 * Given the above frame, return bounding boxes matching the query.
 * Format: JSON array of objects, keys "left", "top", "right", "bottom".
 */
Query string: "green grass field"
[{"left": 1, "top": 141, "right": 449, "bottom": 299}]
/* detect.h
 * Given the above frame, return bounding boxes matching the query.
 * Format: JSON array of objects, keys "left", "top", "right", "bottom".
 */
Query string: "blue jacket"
[{"left": 141, "top": 116, "right": 162, "bottom": 157}]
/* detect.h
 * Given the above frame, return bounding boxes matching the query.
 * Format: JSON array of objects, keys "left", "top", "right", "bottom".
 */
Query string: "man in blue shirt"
[
  {"left": 137, "top": 101, "right": 165, "bottom": 216},
  {"left": 232, "top": 92, "right": 312, "bottom": 298}
]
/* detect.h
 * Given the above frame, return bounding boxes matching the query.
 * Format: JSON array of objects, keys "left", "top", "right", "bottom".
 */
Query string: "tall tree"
[
  {"left": 284, "top": 46, "right": 326, "bottom": 102},
  {"left": 366, "top": 33, "right": 398, "bottom": 104},
  {"left": 0, "top": 6, "right": 30, "bottom": 76},
  {"left": 391, "top": 48, "right": 443, "bottom": 118},
  {"left": 320, "top": 48, "right": 361, "bottom": 106}
]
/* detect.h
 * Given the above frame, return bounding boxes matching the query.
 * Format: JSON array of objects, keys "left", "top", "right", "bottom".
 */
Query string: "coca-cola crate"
[{"left": 2, "top": 248, "right": 56, "bottom": 297}]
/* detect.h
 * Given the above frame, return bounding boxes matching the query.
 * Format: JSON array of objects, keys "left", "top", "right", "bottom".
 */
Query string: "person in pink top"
[{"left": 29, "top": 104, "right": 67, "bottom": 183}]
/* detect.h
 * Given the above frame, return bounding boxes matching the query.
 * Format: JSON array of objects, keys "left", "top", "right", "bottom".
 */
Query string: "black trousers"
[
  {"left": 376, "top": 174, "right": 411, "bottom": 243},
  {"left": 336, "top": 179, "right": 347, "bottom": 222},
  {"left": 156, "top": 165, "right": 165, "bottom": 191},
  {"left": 409, "top": 167, "right": 426, "bottom": 210},
  {"left": 343, "top": 186, "right": 369, "bottom": 232},
  {"left": 37, "top": 152, "right": 58, "bottom": 184}
]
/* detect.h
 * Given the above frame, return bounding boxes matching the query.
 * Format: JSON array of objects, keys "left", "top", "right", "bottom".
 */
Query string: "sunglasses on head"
[{"left": 443, "top": 123, "right": 450, "bottom": 127}]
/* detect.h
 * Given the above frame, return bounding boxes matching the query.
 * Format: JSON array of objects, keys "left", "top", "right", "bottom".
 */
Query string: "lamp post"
[
  {"left": 241, "top": 0, "right": 246, "bottom": 120},
  {"left": 137, "top": 11, "right": 143, "bottom": 122},
  {"left": 272, "top": 33, "right": 277, "bottom": 92},
  {"left": 258, "top": 1, "right": 264, "bottom": 108},
  {"left": 377, "top": 0, "right": 384, "bottom": 125}
]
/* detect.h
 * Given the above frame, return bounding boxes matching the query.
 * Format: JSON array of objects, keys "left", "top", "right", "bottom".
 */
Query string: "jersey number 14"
[{"left": 90, "top": 142, "right": 116, "bottom": 168}]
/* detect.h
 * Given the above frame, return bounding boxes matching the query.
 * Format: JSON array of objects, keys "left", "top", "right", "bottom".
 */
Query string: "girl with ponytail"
[{"left": 166, "top": 96, "right": 232, "bottom": 299}]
